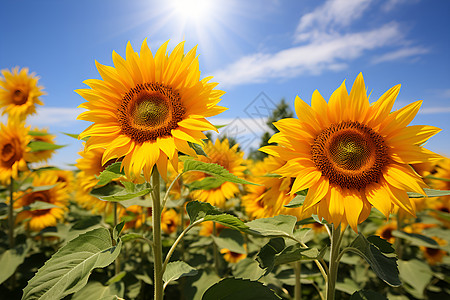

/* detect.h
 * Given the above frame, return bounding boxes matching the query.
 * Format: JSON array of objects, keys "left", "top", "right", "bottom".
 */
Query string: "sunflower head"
[
  {"left": 220, "top": 245, "right": 247, "bottom": 263},
  {"left": 261, "top": 73, "right": 441, "bottom": 231},
  {"left": 14, "top": 171, "right": 69, "bottom": 232},
  {"left": 27, "top": 128, "right": 57, "bottom": 163},
  {"left": 0, "top": 120, "right": 32, "bottom": 183},
  {"left": 77, "top": 39, "right": 226, "bottom": 182},
  {"left": 161, "top": 208, "right": 179, "bottom": 234},
  {"left": 0, "top": 67, "right": 44, "bottom": 121}
]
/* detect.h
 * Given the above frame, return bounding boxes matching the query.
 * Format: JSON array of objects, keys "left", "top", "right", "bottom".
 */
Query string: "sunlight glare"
[{"left": 172, "top": 0, "right": 212, "bottom": 22}]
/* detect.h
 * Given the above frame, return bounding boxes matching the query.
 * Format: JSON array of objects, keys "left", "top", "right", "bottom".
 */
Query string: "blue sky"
[{"left": 1, "top": 0, "right": 449, "bottom": 168}]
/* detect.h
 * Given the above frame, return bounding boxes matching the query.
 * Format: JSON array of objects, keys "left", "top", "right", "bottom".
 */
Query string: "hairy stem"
[
  {"left": 294, "top": 261, "right": 302, "bottom": 300},
  {"left": 152, "top": 169, "right": 163, "bottom": 300},
  {"left": 326, "top": 225, "right": 342, "bottom": 300}
]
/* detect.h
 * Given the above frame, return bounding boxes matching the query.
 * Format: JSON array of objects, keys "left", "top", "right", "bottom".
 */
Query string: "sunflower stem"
[
  {"left": 294, "top": 261, "right": 302, "bottom": 300},
  {"left": 212, "top": 222, "right": 220, "bottom": 275},
  {"left": 113, "top": 202, "right": 120, "bottom": 275},
  {"left": 151, "top": 168, "right": 164, "bottom": 300},
  {"left": 395, "top": 212, "right": 404, "bottom": 260},
  {"left": 326, "top": 224, "right": 342, "bottom": 300},
  {"left": 8, "top": 176, "right": 16, "bottom": 289}
]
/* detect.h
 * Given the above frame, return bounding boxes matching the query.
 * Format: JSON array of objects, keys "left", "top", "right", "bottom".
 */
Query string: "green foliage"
[
  {"left": 347, "top": 234, "right": 401, "bottom": 287},
  {"left": 398, "top": 259, "right": 433, "bottom": 298},
  {"left": 392, "top": 230, "right": 440, "bottom": 248},
  {"left": 95, "top": 162, "right": 124, "bottom": 186},
  {"left": 407, "top": 188, "right": 450, "bottom": 198},
  {"left": 22, "top": 227, "right": 122, "bottom": 300},
  {"left": 71, "top": 281, "right": 124, "bottom": 300},
  {"left": 284, "top": 195, "right": 306, "bottom": 208},
  {"left": 202, "top": 278, "right": 281, "bottom": 300},
  {"left": 27, "top": 141, "right": 65, "bottom": 152},
  {"left": 183, "top": 159, "right": 257, "bottom": 186},
  {"left": 0, "top": 241, "right": 30, "bottom": 284},
  {"left": 245, "top": 215, "right": 297, "bottom": 238},
  {"left": 350, "top": 290, "right": 388, "bottom": 300},
  {"left": 212, "top": 229, "right": 246, "bottom": 254},
  {"left": 162, "top": 261, "right": 197, "bottom": 287},
  {"left": 186, "top": 201, "right": 248, "bottom": 231},
  {"left": 90, "top": 182, "right": 152, "bottom": 202}
]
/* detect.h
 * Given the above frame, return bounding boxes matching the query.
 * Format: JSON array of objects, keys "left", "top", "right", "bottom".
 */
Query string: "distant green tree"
[{"left": 248, "top": 99, "right": 294, "bottom": 161}]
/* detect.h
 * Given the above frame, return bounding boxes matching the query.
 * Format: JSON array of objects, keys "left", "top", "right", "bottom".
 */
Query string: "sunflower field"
[{"left": 0, "top": 40, "right": 449, "bottom": 300}]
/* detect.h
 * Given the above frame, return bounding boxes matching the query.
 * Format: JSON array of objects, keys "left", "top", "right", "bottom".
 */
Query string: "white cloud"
[
  {"left": 371, "top": 46, "right": 429, "bottom": 64},
  {"left": 213, "top": 23, "right": 402, "bottom": 88},
  {"left": 382, "top": 0, "right": 420, "bottom": 12},
  {"left": 419, "top": 106, "right": 450, "bottom": 114},
  {"left": 27, "top": 107, "right": 84, "bottom": 127},
  {"left": 295, "top": 0, "right": 372, "bottom": 42}
]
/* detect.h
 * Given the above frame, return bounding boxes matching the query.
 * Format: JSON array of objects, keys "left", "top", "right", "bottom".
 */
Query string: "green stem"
[
  {"left": 394, "top": 213, "right": 404, "bottom": 259},
  {"left": 113, "top": 202, "right": 120, "bottom": 275},
  {"left": 212, "top": 222, "right": 220, "bottom": 275},
  {"left": 8, "top": 176, "right": 15, "bottom": 249},
  {"left": 326, "top": 225, "right": 342, "bottom": 300},
  {"left": 152, "top": 169, "right": 163, "bottom": 300},
  {"left": 294, "top": 261, "right": 302, "bottom": 300}
]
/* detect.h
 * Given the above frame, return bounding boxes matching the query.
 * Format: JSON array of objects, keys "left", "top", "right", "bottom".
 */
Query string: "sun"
[{"left": 171, "top": 0, "right": 212, "bottom": 21}]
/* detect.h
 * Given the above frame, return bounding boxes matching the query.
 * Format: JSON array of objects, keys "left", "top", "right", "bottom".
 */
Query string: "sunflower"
[
  {"left": 199, "top": 221, "right": 227, "bottom": 237},
  {"left": 0, "top": 67, "right": 44, "bottom": 121},
  {"left": 220, "top": 245, "right": 247, "bottom": 263},
  {"left": 0, "top": 120, "right": 32, "bottom": 183},
  {"left": 27, "top": 128, "right": 57, "bottom": 163},
  {"left": 183, "top": 138, "right": 246, "bottom": 208},
  {"left": 50, "top": 169, "right": 75, "bottom": 190},
  {"left": 74, "top": 148, "right": 117, "bottom": 214},
  {"left": 120, "top": 205, "right": 151, "bottom": 230},
  {"left": 376, "top": 221, "right": 398, "bottom": 244},
  {"left": 242, "top": 156, "right": 301, "bottom": 220},
  {"left": 420, "top": 236, "right": 447, "bottom": 265},
  {"left": 261, "top": 73, "right": 441, "bottom": 231},
  {"left": 161, "top": 208, "right": 179, "bottom": 234},
  {"left": 14, "top": 171, "right": 68, "bottom": 231},
  {"left": 77, "top": 40, "right": 226, "bottom": 181}
]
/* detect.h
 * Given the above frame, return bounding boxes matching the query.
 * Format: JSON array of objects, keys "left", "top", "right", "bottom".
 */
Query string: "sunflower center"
[
  {"left": 1, "top": 143, "right": 15, "bottom": 163},
  {"left": 117, "top": 83, "right": 185, "bottom": 143},
  {"left": 26, "top": 191, "right": 52, "bottom": 216},
  {"left": 311, "top": 121, "right": 389, "bottom": 190},
  {"left": 12, "top": 88, "right": 28, "bottom": 105}
]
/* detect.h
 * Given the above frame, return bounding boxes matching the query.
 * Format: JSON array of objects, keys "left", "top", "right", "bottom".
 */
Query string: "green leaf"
[
  {"left": 392, "top": 230, "right": 439, "bottom": 248},
  {"left": 187, "top": 177, "right": 226, "bottom": 191},
  {"left": 367, "top": 235, "right": 395, "bottom": 253},
  {"left": 398, "top": 259, "right": 433, "bottom": 298},
  {"left": 212, "top": 229, "right": 246, "bottom": 254},
  {"left": 28, "top": 130, "right": 51, "bottom": 136},
  {"left": 71, "top": 281, "right": 124, "bottom": 300},
  {"left": 183, "top": 159, "right": 257, "bottom": 186},
  {"left": 0, "top": 241, "right": 30, "bottom": 284},
  {"left": 90, "top": 182, "right": 152, "bottom": 202},
  {"left": 350, "top": 290, "right": 387, "bottom": 300},
  {"left": 233, "top": 258, "right": 265, "bottom": 281},
  {"left": 163, "top": 261, "right": 197, "bottom": 287},
  {"left": 184, "top": 269, "right": 220, "bottom": 300},
  {"left": 347, "top": 234, "right": 401, "bottom": 287},
  {"left": 106, "top": 271, "right": 127, "bottom": 286},
  {"left": 22, "top": 227, "right": 122, "bottom": 300},
  {"left": 407, "top": 188, "right": 450, "bottom": 198},
  {"left": 22, "top": 201, "right": 60, "bottom": 211},
  {"left": 295, "top": 217, "right": 316, "bottom": 226},
  {"left": 284, "top": 195, "right": 305, "bottom": 208},
  {"left": 245, "top": 215, "right": 297, "bottom": 238},
  {"left": 256, "top": 238, "right": 320, "bottom": 275},
  {"left": 113, "top": 221, "right": 125, "bottom": 241},
  {"left": 425, "top": 175, "right": 450, "bottom": 182},
  {"left": 28, "top": 141, "right": 65, "bottom": 152},
  {"left": 186, "top": 201, "right": 248, "bottom": 231},
  {"left": 188, "top": 141, "right": 208, "bottom": 157},
  {"left": 202, "top": 278, "right": 281, "bottom": 300},
  {"left": 95, "top": 162, "right": 125, "bottom": 187},
  {"left": 121, "top": 233, "right": 146, "bottom": 243}
]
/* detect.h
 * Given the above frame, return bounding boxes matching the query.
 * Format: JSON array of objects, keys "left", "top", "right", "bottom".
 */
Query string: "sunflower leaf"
[
  {"left": 202, "top": 278, "right": 281, "bottom": 300},
  {"left": 284, "top": 195, "right": 306, "bottom": 208},
  {"left": 0, "top": 241, "right": 30, "bottom": 284},
  {"left": 186, "top": 177, "right": 226, "bottom": 191},
  {"left": 22, "top": 227, "right": 122, "bottom": 300},
  {"left": 28, "top": 141, "right": 66, "bottom": 152},
  {"left": 245, "top": 215, "right": 297, "bottom": 238},
  {"left": 350, "top": 290, "right": 387, "bottom": 300},
  {"left": 162, "top": 261, "right": 197, "bottom": 288},
  {"left": 90, "top": 182, "right": 152, "bottom": 202},
  {"left": 188, "top": 141, "right": 208, "bottom": 157},
  {"left": 186, "top": 201, "right": 248, "bottom": 231},
  {"left": 347, "top": 233, "right": 401, "bottom": 287},
  {"left": 28, "top": 130, "right": 52, "bottom": 136},
  {"left": 22, "top": 201, "right": 60, "bottom": 211},
  {"left": 182, "top": 159, "right": 257, "bottom": 185},
  {"left": 407, "top": 188, "right": 450, "bottom": 198},
  {"left": 211, "top": 229, "right": 246, "bottom": 254},
  {"left": 392, "top": 230, "right": 440, "bottom": 248},
  {"left": 71, "top": 281, "right": 124, "bottom": 300},
  {"left": 95, "top": 162, "right": 125, "bottom": 187}
]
